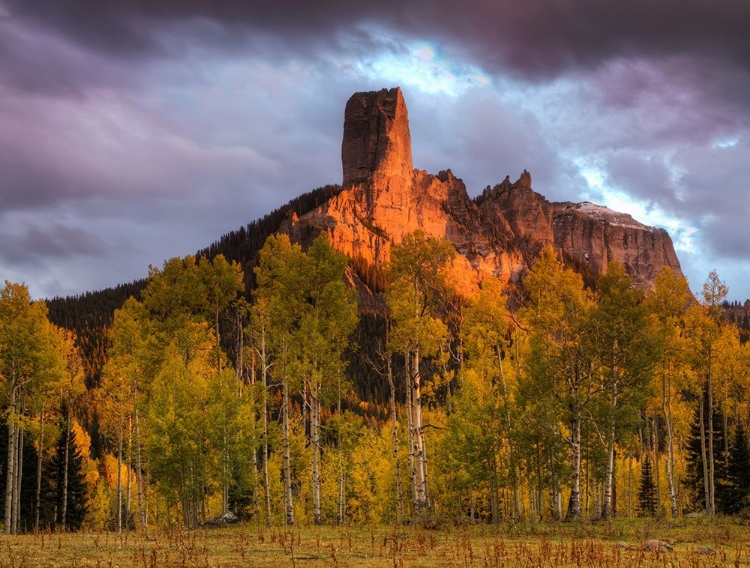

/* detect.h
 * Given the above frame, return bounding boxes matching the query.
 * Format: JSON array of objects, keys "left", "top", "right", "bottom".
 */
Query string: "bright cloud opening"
[
  {"left": 574, "top": 159, "right": 698, "bottom": 254},
  {"left": 357, "top": 39, "right": 490, "bottom": 97}
]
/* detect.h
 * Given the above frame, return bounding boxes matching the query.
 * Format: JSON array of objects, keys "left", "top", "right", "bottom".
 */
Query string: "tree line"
[{"left": 2, "top": 230, "right": 750, "bottom": 533}]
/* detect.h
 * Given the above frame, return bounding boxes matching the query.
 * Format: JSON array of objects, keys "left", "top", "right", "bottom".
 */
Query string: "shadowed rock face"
[
  {"left": 283, "top": 87, "right": 684, "bottom": 297},
  {"left": 476, "top": 173, "right": 683, "bottom": 289}
]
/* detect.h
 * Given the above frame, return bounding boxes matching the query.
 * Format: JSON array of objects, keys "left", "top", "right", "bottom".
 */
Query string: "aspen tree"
[
  {"left": 462, "top": 278, "right": 519, "bottom": 520},
  {"left": 254, "top": 234, "right": 306, "bottom": 525},
  {"left": 0, "top": 282, "right": 58, "bottom": 534},
  {"left": 645, "top": 267, "right": 690, "bottom": 518},
  {"left": 387, "top": 231, "right": 455, "bottom": 515},
  {"left": 521, "top": 246, "right": 594, "bottom": 521},
  {"left": 592, "top": 263, "right": 656, "bottom": 519}
]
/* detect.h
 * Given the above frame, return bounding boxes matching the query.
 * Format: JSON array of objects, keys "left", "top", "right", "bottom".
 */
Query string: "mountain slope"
[{"left": 282, "top": 87, "right": 683, "bottom": 295}]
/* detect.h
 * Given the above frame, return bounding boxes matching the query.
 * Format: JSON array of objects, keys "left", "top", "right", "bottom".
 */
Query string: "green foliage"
[
  {"left": 50, "top": 412, "right": 89, "bottom": 531},
  {"left": 145, "top": 332, "right": 215, "bottom": 518},
  {"left": 387, "top": 230, "right": 455, "bottom": 358},
  {"left": 683, "top": 390, "right": 728, "bottom": 513},
  {"left": 724, "top": 422, "right": 750, "bottom": 514}
]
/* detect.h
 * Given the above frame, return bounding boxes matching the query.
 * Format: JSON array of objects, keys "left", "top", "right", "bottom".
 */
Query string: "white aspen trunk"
[
  {"left": 336, "top": 371, "right": 345, "bottom": 526},
  {"left": 601, "top": 381, "right": 618, "bottom": 519},
  {"left": 262, "top": 379, "right": 271, "bottom": 525},
  {"left": 117, "top": 417, "right": 123, "bottom": 534},
  {"left": 338, "top": 473, "right": 345, "bottom": 525},
  {"left": 422, "top": 427, "right": 431, "bottom": 509},
  {"left": 35, "top": 403, "right": 45, "bottom": 532},
  {"left": 565, "top": 405, "right": 583, "bottom": 521},
  {"left": 4, "top": 385, "right": 17, "bottom": 534},
  {"left": 311, "top": 381, "right": 322, "bottom": 525},
  {"left": 134, "top": 406, "right": 147, "bottom": 533},
  {"left": 611, "top": 451, "right": 618, "bottom": 517},
  {"left": 405, "top": 352, "right": 417, "bottom": 508},
  {"left": 222, "top": 427, "right": 229, "bottom": 515},
  {"left": 13, "top": 423, "right": 24, "bottom": 534},
  {"left": 699, "top": 396, "right": 711, "bottom": 514},
  {"left": 282, "top": 374, "right": 294, "bottom": 526},
  {"left": 496, "top": 345, "right": 520, "bottom": 518},
  {"left": 258, "top": 324, "right": 272, "bottom": 526},
  {"left": 410, "top": 349, "right": 429, "bottom": 513},
  {"left": 663, "top": 369, "right": 679, "bottom": 518},
  {"left": 126, "top": 416, "right": 132, "bottom": 530},
  {"left": 250, "top": 435, "right": 258, "bottom": 517},
  {"left": 652, "top": 416, "right": 661, "bottom": 510}
]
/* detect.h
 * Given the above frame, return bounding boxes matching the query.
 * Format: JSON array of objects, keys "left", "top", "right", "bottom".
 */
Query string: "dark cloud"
[
  {"left": 2, "top": 0, "right": 750, "bottom": 300},
  {"left": 0, "top": 222, "right": 106, "bottom": 266},
  {"left": 5, "top": 0, "right": 750, "bottom": 79},
  {"left": 0, "top": 16, "right": 138, "bottom": 96}
]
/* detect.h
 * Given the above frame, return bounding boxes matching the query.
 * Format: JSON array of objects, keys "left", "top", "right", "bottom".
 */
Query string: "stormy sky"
[{"left": 1, "top": 1, "right": 749, "bottom": 300}]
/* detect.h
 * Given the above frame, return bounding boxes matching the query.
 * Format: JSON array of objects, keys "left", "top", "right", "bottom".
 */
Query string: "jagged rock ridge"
[{"left": 283, "top": 87, "right": 683, "bottom": 295}]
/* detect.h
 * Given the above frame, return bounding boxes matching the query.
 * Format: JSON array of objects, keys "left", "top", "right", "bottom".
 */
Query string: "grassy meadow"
[{"left": 4, "top": 518, "right": 750, "bottom": 567}]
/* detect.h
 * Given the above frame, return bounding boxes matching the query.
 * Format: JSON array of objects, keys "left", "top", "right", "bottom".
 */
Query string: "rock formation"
[
  {"left": 283, "top": 87, "right": 684, "bottom": 297},
  {"left": 341, "top": 87, "right": 413, "bottom": 188},
  {"left": 477, "top": 172, "right": 683, "bottom": 289}
]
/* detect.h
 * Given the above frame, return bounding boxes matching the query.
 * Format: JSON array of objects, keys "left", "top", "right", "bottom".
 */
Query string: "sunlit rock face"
[
  {"left": 341, "top": 87, "right": 413, "bottom": 188},
  {"left": 282, "top": 87, "right": 684, "bottom": 297}
]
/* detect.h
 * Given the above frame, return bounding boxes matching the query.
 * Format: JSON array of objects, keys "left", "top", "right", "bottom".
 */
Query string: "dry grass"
[{"left": 3, "top": 518, "right": 750, "bottom": 567}]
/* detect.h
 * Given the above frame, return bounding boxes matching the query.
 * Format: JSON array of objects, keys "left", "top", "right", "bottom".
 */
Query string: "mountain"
[
  {"left": 283, "top": 87, "right": 683, "bottom": 295},
  {"left": 48, "top": 86, "right": 686, "bottom": 388}
]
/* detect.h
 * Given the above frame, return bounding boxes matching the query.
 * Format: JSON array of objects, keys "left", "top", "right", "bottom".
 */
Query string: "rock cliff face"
[
  {"left": 283, "top": 87, "right": 684, "bottom": 296},
  {"left": 477, "top": 173, "right": 683, "bottom": 289},
  {"left": 341, "top": 88, "right": 413, "bottom": 188}
]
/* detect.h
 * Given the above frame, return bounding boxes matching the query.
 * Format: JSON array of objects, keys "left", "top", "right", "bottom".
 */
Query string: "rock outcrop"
[
  {"left": 342, "top": 87, "right": 413, "bottom": 188},
  {"left": 283, "top": 87, "right": 684, "bottom": 297},
  {"left": 477, "top": 172, "right": 683, "bottom": 289}
]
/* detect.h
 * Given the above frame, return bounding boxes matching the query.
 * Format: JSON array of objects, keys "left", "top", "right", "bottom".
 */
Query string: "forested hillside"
[
  {"left": 3, "top": 228, "right": 750, "bottom": 534},
  {"left": 46, "top": 184, "right": 343, "bottom": 388}
]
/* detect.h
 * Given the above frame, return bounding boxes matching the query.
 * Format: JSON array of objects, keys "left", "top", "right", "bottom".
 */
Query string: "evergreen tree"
[
  {"left": 50, "top": 411, "right": 88, "bottom": 531},
  {"left": 684, "top": 402, "right": 704, "bottom": 512},
  {"left": 638, "top": 454, "right": 657, "bottom": 516},
  {"left": 724, "top": 423, "right": 750, "bottom": 515}
]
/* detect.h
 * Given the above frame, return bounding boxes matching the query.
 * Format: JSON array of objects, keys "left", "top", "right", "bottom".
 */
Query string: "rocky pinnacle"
[{"left": 341, "top": 87, "right": 413, "bottom": 187}]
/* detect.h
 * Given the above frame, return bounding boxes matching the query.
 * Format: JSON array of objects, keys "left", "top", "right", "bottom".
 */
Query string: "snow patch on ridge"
[{"left": 563, "top": 201, "right": 651, "bottom": 231}]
